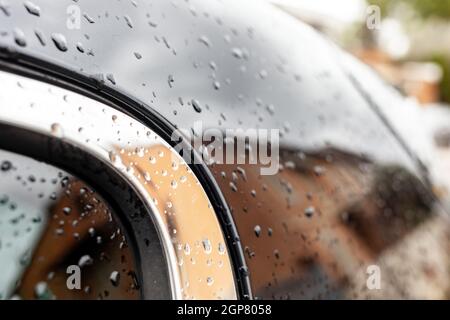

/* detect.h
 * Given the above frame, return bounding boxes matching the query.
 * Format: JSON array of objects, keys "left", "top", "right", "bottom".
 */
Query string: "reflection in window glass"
[
  {"left": 212, "top": 148, "right": 450, "bottom": 299},
  {"left": 0, "top": 149, "right": 140, "bottom": 300}
]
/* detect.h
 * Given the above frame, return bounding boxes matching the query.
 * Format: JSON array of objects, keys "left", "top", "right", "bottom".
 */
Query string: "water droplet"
[
  {"left": 266, "top": 104, "right": 275, "bottom": 115},
  {"left": 0, "top": 1, "right": 11, "bottom": 16},
  {"left": 239, "top": 266, "right": 249, "bottom": 276},
  {"left": 78, "top": 254, "right": 93, "bottom": 268},
  {"left": 51, "top": 33, "right": 68, "bottom": 52},
  {"left": 236, "top": 167, "right": 247, "bottom": 181},
  {"left": 1, "top": 160, "right": 12, "bottom": 172},
  {"left": 108, "top": 151, "right": 122, "bottom": 167},
  {"left": 184, "top": 243, "right": 191, "bottom": 255},
  {"left": 313, "top": 165, "right": 325, "bottom": 176},
  {"left": 198, "top": 35, "right": 210, "bottom": 47},
  {"left": 24, "top": 1, "right": 40, "bottom": 16},
  {"left": 106, "top": 73, "right": 116, "bottom": 85},
  {"left": 60, "top": 176, "right": 69, "bottom": 188},
  {"left": 83, "top": 12, "right": 95, "bottom": 24},
  {"left": 218, "top": 243, "right": 226, "bottom": 255},
  {"left": 110, "top": 271, "right": 120, "bottom": 286},
  {"left": 191, "top": 99, "right": 202, "bottom": 113},
  {"left": 50, "top": 123, "right": 64, "bottom": 137},
  {"left": 168, "top": 74, "right": 174, "bottom": 88},
  {"left": 13, "top": 28, "right": 27, "bottom": 47},
  {"left": 134, "top": 52, "right": 142, "bottom": 60},
  {"left": 202, "top": 239, "right": 212, "bottom": 254},
  {"left": 135, "top": 147, "right": 145, "bottom": 158},
  {"left": 231, "top": 48, "right": 243, "bottom": 59},
  {"left": 143, "top": 172, "right": 151, "bottom": 182},
  {"left": 34, "top": 29, "right": 46, "bottom": 46},
  {"left": 254, "top": 225, "right": 261, "bottom": 237},
  {"left": 259, "top": 69, "right": 268, "bottom": 79},
  {"left": 0, "top": 194, "right": 9, "bottom": 205},
  {"left": 76, "top": 42, "right": 84, "bottom": 53},
  {"left": 304, "top": 206, "right": 315, "bottom": 218},
  {"left": 274, "top": 249, "right": 280, "bottom": 259},
  {"left": 285, "top": 161, "right": 296, "bottom": 169},
  {"left": 34, "top": 282, "right": 52, "bottom": 299},
  {"left": 124, "top": 15, "right": 133, "bottom": 28}
]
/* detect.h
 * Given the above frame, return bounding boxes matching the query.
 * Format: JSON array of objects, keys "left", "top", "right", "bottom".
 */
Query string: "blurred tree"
[
  {"left": 369, "top": 0, "right": 450, "bottom": 19},
  {"left": 431, "top": 55, "right": 450, "bottom": 104},
  {"left": 414, "top": 0, "right": 450, "bottom": 18},
  {"left": 367, "top": 0, "right": 450, "bottom": 104}
]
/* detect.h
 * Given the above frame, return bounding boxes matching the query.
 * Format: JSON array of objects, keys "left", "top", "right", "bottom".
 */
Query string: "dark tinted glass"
[
  {"left": 0, "top": 149, "right": 140, "bottom": 300},
  {"left": 211, "top": 148, "right": 450, "bottom": 299}
]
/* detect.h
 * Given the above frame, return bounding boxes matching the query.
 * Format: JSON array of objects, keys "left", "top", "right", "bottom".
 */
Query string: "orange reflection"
[
  {"left": 212, "top": 150, "right": 450, "bottom": 299},
  {"left": 119, "top": 144, "right": 236, "bottom": 299},
  {"left": 18, "top": 180, "right": 140, "bottom": 300}
]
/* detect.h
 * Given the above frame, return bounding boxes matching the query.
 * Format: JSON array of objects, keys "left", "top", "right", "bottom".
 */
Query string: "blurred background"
[
  {"left": 268, "top": 0, "right": 450, "bottom": 208},
  {"left": 270, "top": 0, "right": 450, "bottom": 107}
]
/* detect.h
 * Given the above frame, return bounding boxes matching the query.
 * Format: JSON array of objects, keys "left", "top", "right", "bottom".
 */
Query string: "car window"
[
  {"left": 0, "top": 149, "right": 140, "bottom": 300},
  {"left": 211, "top": 148, "right": 450, "bottom": 299}
]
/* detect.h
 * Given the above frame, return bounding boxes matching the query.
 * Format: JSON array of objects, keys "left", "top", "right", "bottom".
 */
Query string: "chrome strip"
[{"left": 0, "top": 70, "right": 237, "bottom": 300}]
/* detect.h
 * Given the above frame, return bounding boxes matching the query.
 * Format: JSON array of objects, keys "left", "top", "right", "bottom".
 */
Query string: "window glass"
[
  {"left": 0, "top": 149, "right": 140, "bottom": 300},
  {"left": 211, "top": 148, "right": 450, "bottom": 299}
]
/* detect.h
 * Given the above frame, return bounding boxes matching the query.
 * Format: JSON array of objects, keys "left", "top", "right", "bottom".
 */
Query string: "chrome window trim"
[{"left": 0, "top": 69, "right": 238, "bottom": 299}]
